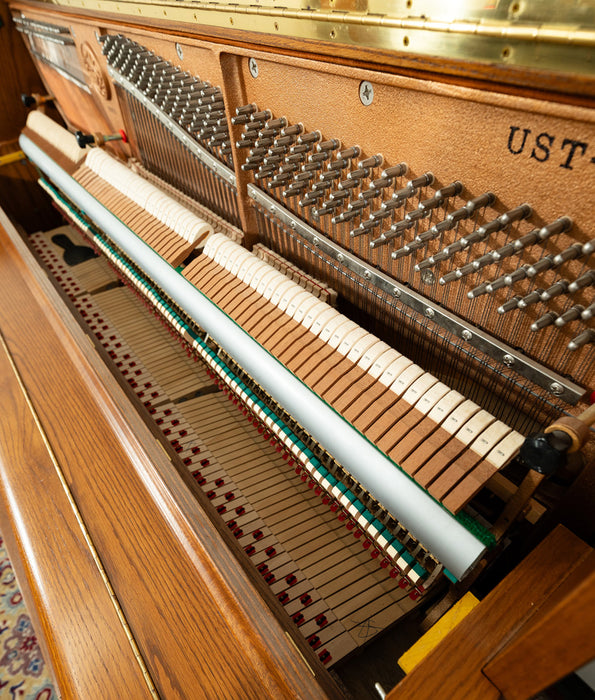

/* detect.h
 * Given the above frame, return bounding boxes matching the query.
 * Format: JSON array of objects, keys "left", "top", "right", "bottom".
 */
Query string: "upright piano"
[{"left": 0, "top": 0, "right": 593, "bottom": 697}]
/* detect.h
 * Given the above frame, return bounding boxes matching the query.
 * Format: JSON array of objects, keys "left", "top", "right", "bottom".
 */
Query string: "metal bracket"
[{"left": 248, "top": 185, "right": 586, "bottom": 405}]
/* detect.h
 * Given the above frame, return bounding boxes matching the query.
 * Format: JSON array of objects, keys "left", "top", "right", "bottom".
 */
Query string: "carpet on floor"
[{"left": 0, "top": 534, "right": 56, "bottom": 699}]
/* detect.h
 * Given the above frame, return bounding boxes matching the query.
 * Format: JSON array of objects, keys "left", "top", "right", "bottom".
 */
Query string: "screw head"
[
  {"left": 425, "top": 307, "right": 435, "bottom": 319},
  {"left": 550, "top": 382, "right": 564, "bottom": 396},
  {"left": 363, "top": 270, "right": 372, "bottom": 280},
  {"left": 175, "top": 42, "right": 184, "bottom": 60},
  {"left": 461, "top": 329, "right": 473, "bottom": 341},
  {"left": 248, "top": 57, "right": 259, "bottom": 78},
  {"left": 359, "top": 81, "right": 374, "bottom": 106},
  {"left": 290, "top": 221, "right": 296, "bottom": 229},
  {"left": 502, "top": 353, "right": 515, "bottom": 367},
  {"left": 313, "top": 236, "right": 320, "bottom": 247},
  {"left": 337, "top": 253, "right": 344, "bottom": 263},
  {"left": 393, "top": 287, "right": 401, "bottom": 298}
]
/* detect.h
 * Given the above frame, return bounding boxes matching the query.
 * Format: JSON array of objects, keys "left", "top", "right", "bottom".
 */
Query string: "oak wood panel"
[
  {"left": 0, "top": 0, "right": 46, "bottom": 143},
  {"left": 0, "top": 2, "right": 61, "bottom": 231},
  {"left": 0, "top": 304, "right": 153, "bottom": 697},
  {"left": 483, "top": 550, "right": 595, "bottom": 700},
  {"left": 0, "top": 208, "right": 332, "bottom": 698},
  {"left": 387, "top": 525, "right": 592, "bottom": 700},
  {"left": 10, "top": 0, "right": 595, "bottom": 106}
]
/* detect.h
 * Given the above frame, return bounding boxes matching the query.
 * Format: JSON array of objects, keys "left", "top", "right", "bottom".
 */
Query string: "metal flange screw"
[
  {"left": 461, "top": 329, "right": 473, "bottom": 341},
  {"left": 425, "top": 307, "right": 435, "bottom": 319},
  {"left": 550, "top": 382, "right": 564, "bottom": 396},
  {"left": 248, "top": 57, "right": 259, "bottom": 78},
  {"left": 359, "top": 81, "right": 374, "bottom": 106},
  {"left": 502, "top": 353, "right": 515, "bottom": 367}
]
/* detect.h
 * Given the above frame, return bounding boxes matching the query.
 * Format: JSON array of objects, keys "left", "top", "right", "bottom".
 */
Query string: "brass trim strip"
[{"left": 44, "top": 0, "right": 595, "bottom": 76}]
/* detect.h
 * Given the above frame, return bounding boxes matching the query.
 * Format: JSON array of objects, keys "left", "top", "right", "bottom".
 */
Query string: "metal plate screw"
[
  {"left": 359, "top": 81, "right": 374, "bottom": 106},
  {"left": 337, "top": 253, "right": 344, "bottom": 263},
  {"left": 175, "top": 43, "right": 184, "bottom": 60},
  {"left": 393, "top": 287, "right": 401, "bottom": 298},
  {"left": 425, "top": 307, "right": 435, "bottom": 319},
  {"left": 248, "top": 57, "right": 259, "bottom": 78},
  {"left": 550, "top": 382, "right": 564, "bottom": 396},
  {"left": 363, "top": 270, "right": 372, "bottom": 280},
  {"left": 313, "top": 236, "right": 320, "bottom": 247},
  {"left": 461, "top": 329, "right": 473, "bottom": 341},
  {"left": 503, "top": 353, "right": 515, "bottom": 367}
]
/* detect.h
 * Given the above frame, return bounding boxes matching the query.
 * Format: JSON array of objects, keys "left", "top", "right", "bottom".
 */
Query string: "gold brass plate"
[{"left": 30, "top": 0, "right": 595, "bottom": 76}]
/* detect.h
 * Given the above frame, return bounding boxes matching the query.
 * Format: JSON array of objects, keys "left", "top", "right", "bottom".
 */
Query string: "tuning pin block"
[{"left": 75, "top": 129, "right": 128, "bottom": 149}]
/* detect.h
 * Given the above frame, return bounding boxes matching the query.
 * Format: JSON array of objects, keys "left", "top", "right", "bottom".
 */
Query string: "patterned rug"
[{"left": 0, "top": 534, "right": 56, "bottom": 699}]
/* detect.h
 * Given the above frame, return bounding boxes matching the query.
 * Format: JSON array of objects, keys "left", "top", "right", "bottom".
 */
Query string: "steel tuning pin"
[
  {"left": 555, "top": 305, "right": 585, "bottom": 327},
  {"left": 460, "top": 203, "right": 532, "bottom": 248},
  {"left": 527, "top": 255, "right": 555, "bottom": 278},
  {"left": 531, "top": 312, "right": 559, "bottom": 331},
  {"left": 568, "top": 270, "right": 595, "bottom": 294},
  {"left": 541, "top": 280, "right": 569, "bottom": 301},
  {"left": 580, "top": 301, "right": 595, "bottom": 320},
  {"left": 553, "top": 244, "right": 585, "bottom": 266},
  {"left": 568, "top": 329, "right": 595, "bottom": 350},
  {"left": 498, "top": 296, "right": 523, "bottom": 314},
  {"left": 517, "top": 289, "right": 545, "bottom": 309}
]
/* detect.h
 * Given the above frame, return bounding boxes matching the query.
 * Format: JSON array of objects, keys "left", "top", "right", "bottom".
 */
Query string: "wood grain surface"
[
  {"left": 0, "top": 0, "right": 45, "bottom": 144},
  {"left": 0, "top": 2, "right": 61, "bottom": 231},
  {"left": 483, "top": 549, "right": 595, "bottom": 700},
  {"left": 0, "top": 327, "right": 154, "bottom": 698},
  {"left": 0, "top": 209, "right": 333, "bottom": 699},
  {"left": 387, "top": 525, "right": 592, "bottom": 700}
]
